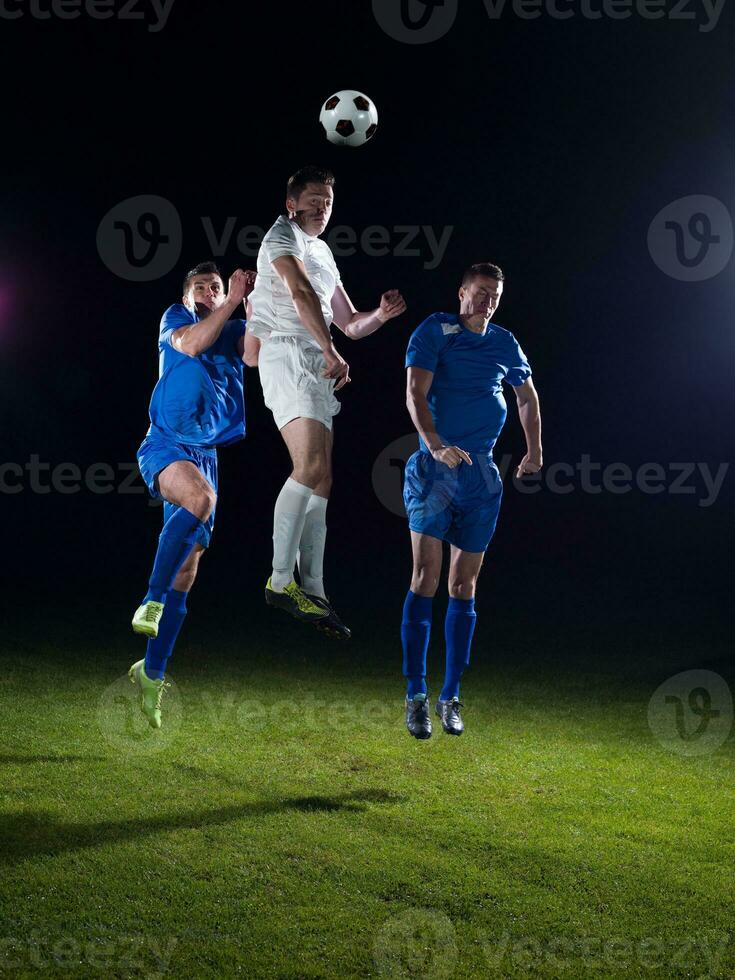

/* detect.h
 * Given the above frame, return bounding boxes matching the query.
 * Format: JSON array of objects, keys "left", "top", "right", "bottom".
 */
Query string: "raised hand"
[
  {"left": 378, "top": 289, "right": 407, "bottom": 323},
  {"left": 227, "top": 269, "right": 249, "bottom": 306}
]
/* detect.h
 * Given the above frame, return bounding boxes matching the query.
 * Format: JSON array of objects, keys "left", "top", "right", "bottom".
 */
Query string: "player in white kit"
[{"left": 246, "top": 166, "right": 406, "bottom": 637}]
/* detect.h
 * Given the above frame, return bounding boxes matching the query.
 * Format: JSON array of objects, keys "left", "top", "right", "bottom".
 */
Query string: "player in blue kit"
[
  {"left": 402, "top": 263, "right": 543, "bottom": 738},
  {"left": 129, "top": 261, "right": 256, "bottom": 728}
]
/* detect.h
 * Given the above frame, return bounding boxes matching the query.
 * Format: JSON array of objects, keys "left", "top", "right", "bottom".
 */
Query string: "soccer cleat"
[
  {"left": 435, "top": 698, "right": 465, "bottom": 736},
  {"left": 264, "top": 578, "right": 329, "bottom": 622},
  {"left": 131, "top": 600, "right": 165, "bottom": 639},
  {"left": 304, "top": 594, "right": 352, "bottom": 640},
  {"left": 128, "top": 659, "right": 169, "bottom": 729},
  {"left": 405, "top": 695, "right": 432, "bottom": 740}
]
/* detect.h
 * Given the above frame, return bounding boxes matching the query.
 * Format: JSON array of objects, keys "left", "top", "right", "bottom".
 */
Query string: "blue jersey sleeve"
[
  {"left": 159, "top": 304, "right": 196, "bottom": 349},
  {"left": 504, "top": 334, "right": 532, "bottom": 386},
  {"left": 405, "top": 315, "right": 445, "bottom": 373}
]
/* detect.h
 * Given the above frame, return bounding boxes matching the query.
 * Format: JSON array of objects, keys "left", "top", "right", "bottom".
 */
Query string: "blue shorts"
[
  {"left": 403, "top": 450, "right": 503, "bottom": 554},
  {"left": 137, "top": 432, "right": 218, "bottom": 549}
]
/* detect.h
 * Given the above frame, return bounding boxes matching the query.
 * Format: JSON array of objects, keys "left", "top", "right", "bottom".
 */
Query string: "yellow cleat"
[{"left": 131, "top": 600, "right": 165, "bottom": 638}]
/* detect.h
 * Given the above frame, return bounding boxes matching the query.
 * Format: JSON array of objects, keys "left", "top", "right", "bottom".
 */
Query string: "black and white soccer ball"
[{"left": 320, "top": 90, "right": 379, "bottom": 147}]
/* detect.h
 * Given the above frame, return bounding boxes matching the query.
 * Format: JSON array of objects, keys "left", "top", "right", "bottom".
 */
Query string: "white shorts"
[{"left": 258, "top": 335, "right": 341, "bottom": 432}]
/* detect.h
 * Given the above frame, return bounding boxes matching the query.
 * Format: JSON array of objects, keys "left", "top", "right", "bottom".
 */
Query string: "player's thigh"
[
  {"left": 280, "top": 417, "right": 329, "bottom": 468},
  {"left": 410, "top": 531, "right": 443, "bottom": 592},
  {"left": 448, "top": 546, "right": 485, "bottom": 596},
  {"left": 157, "top": 460, "right": 216, "bottom": 514}
]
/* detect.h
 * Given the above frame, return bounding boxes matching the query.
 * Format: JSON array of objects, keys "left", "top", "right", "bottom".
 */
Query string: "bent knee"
[
  {"left": 448, "top": 579, "right": 477, "bottom": 599},
  {"left": 412, "top": 565, "right": 440, "bottom": 597},
  {"left": 188, "top": 487, "right": 216, "bottom": 522}
]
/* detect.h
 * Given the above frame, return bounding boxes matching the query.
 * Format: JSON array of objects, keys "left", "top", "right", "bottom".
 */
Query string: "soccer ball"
[{"left": 320, "top": 90, "right": 379, "bottom": 147}]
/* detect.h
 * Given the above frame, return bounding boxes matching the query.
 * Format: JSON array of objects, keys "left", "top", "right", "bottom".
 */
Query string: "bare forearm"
[
  {"left": 407, "top": 394, "right": 442, "bottom": 452},
  {"left": 519, "top": 397, "right": 542, "bottom": 456},
  {"left": 292, "top": 289, "right": 334, "bottom": 351},
  {"left": 344, "top": 308, "right": 386, "bottom": 340},
  {"left": 177, "top": 299, "right": 239, "bottom": 357}
]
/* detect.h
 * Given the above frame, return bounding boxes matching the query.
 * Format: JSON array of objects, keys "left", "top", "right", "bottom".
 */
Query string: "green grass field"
[{"left": 1, "top": 610, "right": 733, "bottom": 979}]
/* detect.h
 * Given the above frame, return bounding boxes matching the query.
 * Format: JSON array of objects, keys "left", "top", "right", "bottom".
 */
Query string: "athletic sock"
[
  {"left": 401, "top": 591, "right": 433, "bottom": 700},
  {"left": 271, "top": 478, "right": 314, "bottom": 592},
  {"left": 144, "top": 589, "right": 188, "bottom": 680},
  {"left": 144, "top": 507, "right": 203, "bottom": 604},
  {"left": 440, "top": 596, "right": 477, "bottom": 701},
  {"left": 297, "top": 494, "right": 328, "bottom": 599}
]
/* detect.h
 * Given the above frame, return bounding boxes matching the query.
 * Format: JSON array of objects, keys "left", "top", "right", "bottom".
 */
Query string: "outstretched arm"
[
  {"left": 513, "top": 378, "right": 543, "bottom": 477},
  {"left": 332, "top": 285, "right": 406, "bottom": 340},
  {"left": 406, "top": 366, "right": 472, "bottom": 468}
]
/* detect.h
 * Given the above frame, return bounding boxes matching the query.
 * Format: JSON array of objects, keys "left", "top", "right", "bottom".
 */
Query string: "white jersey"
[{"left": 249, "top": 215, "right": 342, "bottom": 345}]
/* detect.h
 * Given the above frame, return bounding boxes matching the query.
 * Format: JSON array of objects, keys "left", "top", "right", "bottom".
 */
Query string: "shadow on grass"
[{"left": 0, "top": 789, "right": 404, "bottom": 866}]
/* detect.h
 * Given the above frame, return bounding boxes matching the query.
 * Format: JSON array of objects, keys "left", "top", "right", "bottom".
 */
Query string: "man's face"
[
  {"left": 183, "top": 273, "right": 225, "bottom": 316},
  {"left": 287, "top": 182, "right": 334, "bottom": 237},
  {"left": 459, "top": 276, "right": 503, "bottom": 322}
]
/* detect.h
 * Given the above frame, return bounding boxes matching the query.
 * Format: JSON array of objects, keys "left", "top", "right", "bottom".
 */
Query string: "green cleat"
[
  {"left": 128, "top": 659, "right": 169, "bottom": 729},
  {"left": 264, "top": 578, "right": 329, "bottom": 622},
  {"left": 131, "top": 600, "right": 165, "bottom": 638}
]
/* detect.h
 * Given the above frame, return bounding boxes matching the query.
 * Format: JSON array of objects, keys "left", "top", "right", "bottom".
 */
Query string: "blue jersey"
[
  {"left": 405, "top": 313, "right": 531, "bottom": 455},
  {"left": 148, "top": 304, "right": 247, "bottom": 447}
]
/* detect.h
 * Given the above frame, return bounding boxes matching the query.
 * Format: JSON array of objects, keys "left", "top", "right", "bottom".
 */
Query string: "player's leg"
[
  {"left": 403, "top": 531, "right": 443, "bottom": 739},
  {"left": 130, "top": 545, "right": 206, "bottom": 729},
  {"left": 266, "top": 418, "right": 330, "bottom": 620},
  {"left": 132, "top": 459, "right": 216, "bottom": 637},
  {"left": 297, "top": 428, "right": 352, "bottom": 638},
  {"left": 435, "top": 546, "right": 483, "bottom": 733}
]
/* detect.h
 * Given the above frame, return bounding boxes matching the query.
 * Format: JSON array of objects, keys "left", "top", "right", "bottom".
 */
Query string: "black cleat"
[
  {"left": 304, "top": 594, "right": 352, "bottom": 639},
  {"left": 435, "top": 698, "right": 464, "bottom": 735},
  {"left": 406, "top": 695, "right": 432, "bottom": 740},
  {"left": 265, "top": 579, "right": 329, "bottom": 622}
]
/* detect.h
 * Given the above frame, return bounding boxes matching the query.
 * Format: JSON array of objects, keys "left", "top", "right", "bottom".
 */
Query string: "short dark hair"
[
  {"left": 286, "top": 165, "right": 335, "bottom": 203},
  {"left": 461, "top": 262, "right": 505, "bottom": 287},
  {"left": 182, "top": 261, "right": 223, "bottom": 295}
]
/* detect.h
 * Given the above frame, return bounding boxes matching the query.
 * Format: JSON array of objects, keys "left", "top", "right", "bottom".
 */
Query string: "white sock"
[
  {"left": 271, "top": 478, "right": 314, "bottom": 592},
  {"left": 297, "top": 495, "right": 328, "bottom": 599}
]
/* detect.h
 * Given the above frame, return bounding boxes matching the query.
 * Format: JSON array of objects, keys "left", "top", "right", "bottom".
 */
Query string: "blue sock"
[
  {"left": 144, "top": 589, "right": 188, "bottom": 680},
  {"left": 144, "top": 508, "right": 203, "bottom": 604},
  {"left": 401, "top": 591, "right": 433, "bottom": 699},
  {"left": 440, "top": 597, "right": 476, "bottom": 701}
]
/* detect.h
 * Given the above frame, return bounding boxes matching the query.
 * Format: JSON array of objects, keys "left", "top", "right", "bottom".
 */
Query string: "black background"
[{"left": 1, "top": 0, "right": 733, "bottom": 668}]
